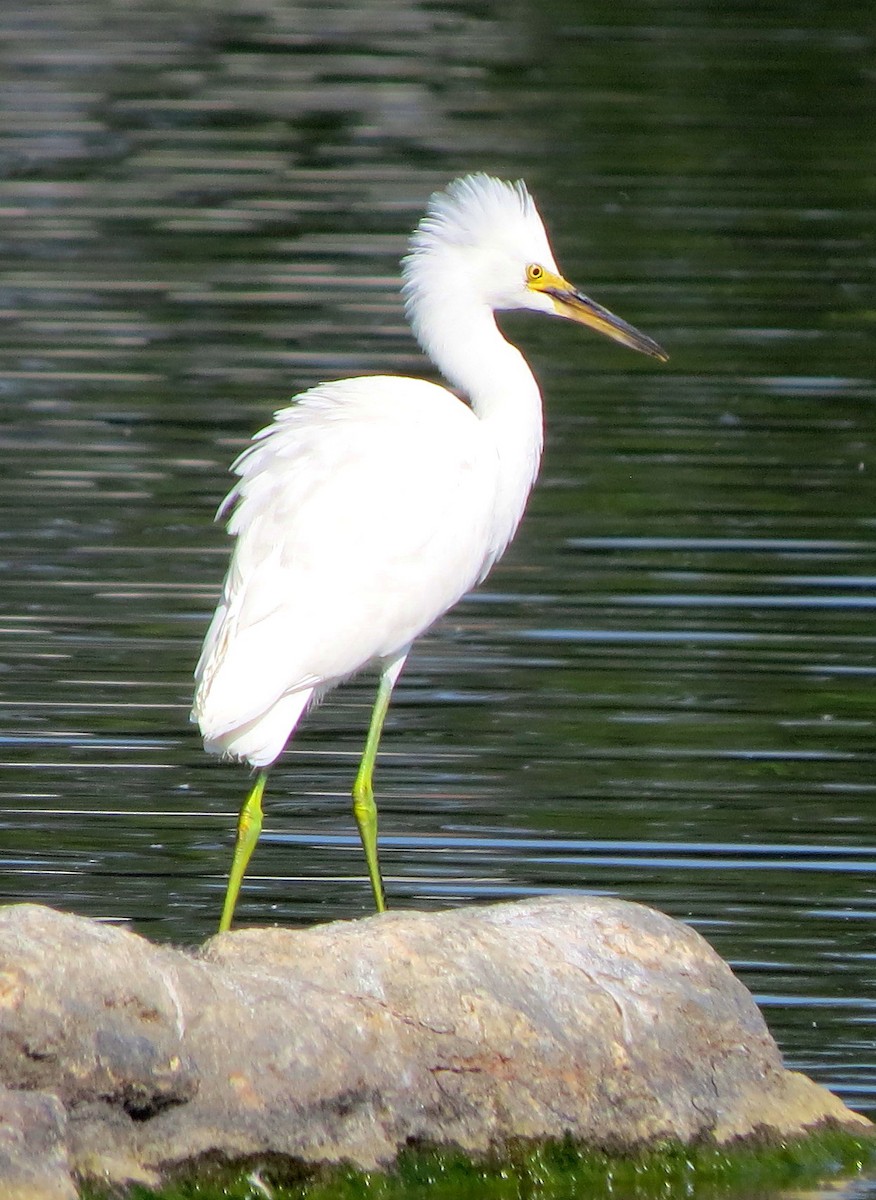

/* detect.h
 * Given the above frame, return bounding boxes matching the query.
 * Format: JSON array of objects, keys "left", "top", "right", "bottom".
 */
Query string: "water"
[{"left": 0, "top": 0, "right": 874, "bottom": 1181}]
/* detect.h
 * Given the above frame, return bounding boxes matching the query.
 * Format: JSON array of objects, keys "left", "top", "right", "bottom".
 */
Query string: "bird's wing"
[{"left": 194, "top": 376, "right": 498, "bottom": 737}]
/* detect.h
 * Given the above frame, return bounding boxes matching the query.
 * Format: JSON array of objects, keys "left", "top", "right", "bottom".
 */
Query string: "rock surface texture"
[{"left": 0, "top": 896, "right": 868, "bottom": 1197}]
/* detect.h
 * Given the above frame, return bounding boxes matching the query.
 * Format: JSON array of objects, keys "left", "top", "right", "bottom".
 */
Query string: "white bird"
[{"left": 193, "top": 173, "right": 666, "bottom": 931}]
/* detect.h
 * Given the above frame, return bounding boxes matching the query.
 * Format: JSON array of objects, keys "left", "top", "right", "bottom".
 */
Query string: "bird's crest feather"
[{"left": 408, "top": 174, "right": 538, "bottom": 255}]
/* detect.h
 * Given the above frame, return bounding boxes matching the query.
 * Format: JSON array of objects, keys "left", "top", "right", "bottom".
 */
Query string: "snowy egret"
[{"left": 193, "top": 173, "right": 666, "bottom": 930}]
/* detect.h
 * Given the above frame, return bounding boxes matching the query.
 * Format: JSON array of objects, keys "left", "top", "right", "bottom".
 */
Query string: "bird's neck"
[{"left": 416, "top": 301, "right": 544, "bottom": 558}]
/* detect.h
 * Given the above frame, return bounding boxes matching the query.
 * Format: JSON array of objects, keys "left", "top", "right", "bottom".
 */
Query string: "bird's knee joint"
[{"left": 352, "top": 788, "right": 376, "bottom": 821}]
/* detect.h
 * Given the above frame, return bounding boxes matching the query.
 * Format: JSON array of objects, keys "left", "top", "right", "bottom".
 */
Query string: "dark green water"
[{"left": 0, "top": 0, "right": 874, "bottom": 1173}]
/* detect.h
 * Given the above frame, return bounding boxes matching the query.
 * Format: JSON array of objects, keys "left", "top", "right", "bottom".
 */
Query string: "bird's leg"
[
  {"left": 352, "top": 655, "right": 407, "bottom": 912},
  {"left": 219, "top": 769, "right": 268, "bottom": 932},
  {"left": 352, "top": 677, "right": 392, "bottom": 912}
]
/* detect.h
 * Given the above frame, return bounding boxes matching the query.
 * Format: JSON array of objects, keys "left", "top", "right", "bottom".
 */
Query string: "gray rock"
[
  {"left": 0, "top": 897, "right": 868, "bottom": 1196},
  {"left": 0, "top": 1085, "right": 75, "bottom": 1200}
]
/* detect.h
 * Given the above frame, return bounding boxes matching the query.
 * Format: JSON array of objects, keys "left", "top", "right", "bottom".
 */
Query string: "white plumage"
[
  {"left": 193, "top": 173, "right": 666, "bottom": 927},
  {"left": 194, "top": 376, "right": 499, "bottom": 766}
]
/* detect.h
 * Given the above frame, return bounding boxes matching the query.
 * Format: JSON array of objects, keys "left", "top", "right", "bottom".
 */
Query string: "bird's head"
[{"left": 403, "top": 173, "right": 667, "bottom": 362}]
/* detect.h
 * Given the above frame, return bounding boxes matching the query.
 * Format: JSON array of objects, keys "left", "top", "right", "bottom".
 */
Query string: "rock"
[
  {"left": 0, "top": 1085, "right": 75, "bottom": 1200},
  {"left": 0, "top": 897, "right": 869, "bottom": 1195}
]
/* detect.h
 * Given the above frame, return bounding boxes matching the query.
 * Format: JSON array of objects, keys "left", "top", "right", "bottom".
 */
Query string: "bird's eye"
[{"left": 526, "top": 263, "right": 544, "bottom": 283}]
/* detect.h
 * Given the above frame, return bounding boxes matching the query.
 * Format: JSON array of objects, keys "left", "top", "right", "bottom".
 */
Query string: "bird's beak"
[{"left": 535, "top": 270, "right": 668, "bottom": 362}]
